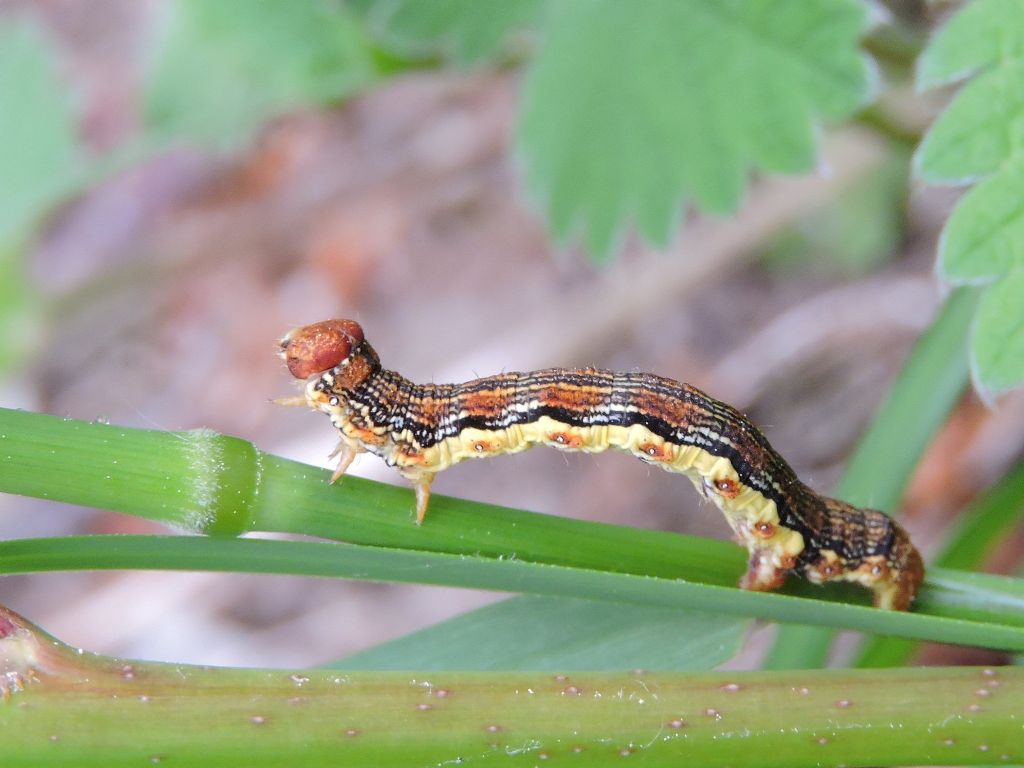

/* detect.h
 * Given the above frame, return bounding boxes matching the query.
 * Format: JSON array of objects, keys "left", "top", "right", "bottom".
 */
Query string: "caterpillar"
[{"left": 278, "top": 319, "right": 925, "bottom": 610}]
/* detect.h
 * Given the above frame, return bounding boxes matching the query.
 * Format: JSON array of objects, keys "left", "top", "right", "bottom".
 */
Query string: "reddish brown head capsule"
[{"left": 280, "top": 319, "right": 364, "bottom": 379}]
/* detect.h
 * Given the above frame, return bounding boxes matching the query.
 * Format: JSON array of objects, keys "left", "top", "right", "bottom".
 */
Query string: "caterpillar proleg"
[{"left": 279, "top": 319, "right": 925, "bottom": 610}]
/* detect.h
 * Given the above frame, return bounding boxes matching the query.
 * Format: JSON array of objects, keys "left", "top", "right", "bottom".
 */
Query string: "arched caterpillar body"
[{"left": 278, "top": 320, "right": 925, "bottom": 610}]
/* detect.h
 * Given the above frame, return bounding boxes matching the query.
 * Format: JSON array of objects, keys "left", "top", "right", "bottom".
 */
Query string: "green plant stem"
[
  {"left": 1, "top": 534, "right": 1023, "bottom": 652},
  {"left": 2, "top": 404, "right": 1024, "bottom": 650},
  {"left": 0, "top": 604, "right": 1019, "bottom": 768},
  {"left": 0, "top": 405, "right": 744, "bottom": 581}
]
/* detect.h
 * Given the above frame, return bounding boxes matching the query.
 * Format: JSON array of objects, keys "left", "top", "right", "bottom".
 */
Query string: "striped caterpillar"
[{"left": 278, "top": 320, "right": 924, "bottom": 610}]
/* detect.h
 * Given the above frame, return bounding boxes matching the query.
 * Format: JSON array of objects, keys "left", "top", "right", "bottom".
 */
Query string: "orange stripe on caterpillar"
[{"left": 278, "top": 319, "right": 925, "bottom": 611}]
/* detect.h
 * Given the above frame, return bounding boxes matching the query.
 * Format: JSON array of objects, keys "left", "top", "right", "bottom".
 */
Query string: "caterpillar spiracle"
[{"left": 278, "top": 319, "right": 925, "bottom": 610}]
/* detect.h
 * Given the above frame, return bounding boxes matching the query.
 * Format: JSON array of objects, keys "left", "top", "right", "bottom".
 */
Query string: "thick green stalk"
[{"left": 0, "top": 605, "right": 1020, "bottom": 768}]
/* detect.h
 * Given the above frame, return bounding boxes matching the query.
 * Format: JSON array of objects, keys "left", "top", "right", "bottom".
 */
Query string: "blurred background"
[{"left": 1, "top": 0, "right": 1021, "bottom": 668}]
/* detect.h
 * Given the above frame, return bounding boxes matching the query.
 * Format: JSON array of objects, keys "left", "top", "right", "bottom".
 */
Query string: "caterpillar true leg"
[
  {"left": 274, "top": 395, "right": 310, "bottom": 407},
  {"left": 327, "top": 440, "right": 361, "bottom": 484},
  {"left": 278, "top": 319, "right": 925, "bottom": 610},
  {"left": 412, "top": 475, "right": 435, "bottom": 526}
]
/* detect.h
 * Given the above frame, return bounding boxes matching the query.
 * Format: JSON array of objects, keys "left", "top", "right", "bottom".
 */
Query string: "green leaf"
[
  {"left": 144, "top": 0, "right": 375, "bottom": 147},
  {"left": 915, "top": 61, "right": 1024, "bottom": 184},
  {"left": 0, "top": 21, "right": 84, "bottom": 242},
  {"left": 916, "top": 0, "right": 1024, "bottom": 394},
  {"left": 916, "top": 0, "right": 1024, "bottom": 89},
  {"left": 518, "top": 0, "right": 874, "bottom": 258},
  {"left": 972, "top": 268, "right": 1024, "bottom": 395},
  {"left": 364, "top": 0, "right": 544, "bottom": 65},
  {"left": 940, "top": 164, "right": 1024, "bottom": 282},
  {"left": 338, "top": 595, "right": 747, "bottom": 671}
]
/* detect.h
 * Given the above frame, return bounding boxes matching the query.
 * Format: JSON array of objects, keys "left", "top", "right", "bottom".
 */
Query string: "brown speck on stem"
[
  {"left": 120, "top": 664, "right": 135, "bottom": 680},
  {"left": 835, "top": 699, "right": 852, "bottom": 708},
  {"left": 416, "top": 703, "right": 432, "bottom": 711},
  {"left": 975, "top": 688, "right": 991, "bottom": 697},
  {"left": 704, "top": 708, "right": 721, "bottom": 720},
  {"left": 433, "top": 688, "right": 451, "bottom": 698},
  {"left": 720, "top": 683, "right": 740, "bottom": 693},
  {"left": 619, "top": 747, "right": 633, "bottom": 757},
  {"left": 563, "top": 685, "right": 582, "bottom": 696},
  {"left": 667, "top": 719, "right": 687, "bottom": 729},
  {"left": 485, "top": 725, "right": 502, "bottom": 733},
  {"left": 968, "top": 703, "right": 982, "bottom": 713},
  {"left": 250, "top": 715, "right": 267, "bottom": 725},
  {"left": 344, "top": 728, "right": 360, "bottom": 737}
]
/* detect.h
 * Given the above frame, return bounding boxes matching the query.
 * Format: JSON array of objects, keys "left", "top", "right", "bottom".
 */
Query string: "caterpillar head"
[{"left": 279, "top": 319, "right": 365, "bottom": 379}]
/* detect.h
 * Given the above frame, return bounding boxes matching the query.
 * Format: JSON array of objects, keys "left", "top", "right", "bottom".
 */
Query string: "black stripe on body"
[
  {"left": 338, "top": 364, "right": 891, "bottom": 568},
  {"left": 348, "top": 369, "right": 796, "bottom": 494}
]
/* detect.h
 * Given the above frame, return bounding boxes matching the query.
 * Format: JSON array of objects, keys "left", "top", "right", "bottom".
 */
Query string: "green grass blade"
[
  {"left": 4, "top": 404, "right": 1024, "bottom": 651},
  {"left": 0, "top": 412, "right": 262, "bottom": 536},
  {"left": 857, "top": 460, "right": 1024, "bottom": 667},
  {"left": 337, "top": 594, "right": 748, "bottom": 672},
  {"left": 1, "top": 535, "right": 1024, "bottom": 652},
  {"left": 763, "top": 288, "right": 979, "bottom": 669},
  {"left": 833, "top": 287, "right": 979, "bottom": 509},
  {"left": 931, "top": 460, "right": 1024, "bottom": 571},
  {"left": 0, "top": 405, "right": 742, "bottom": 583}
]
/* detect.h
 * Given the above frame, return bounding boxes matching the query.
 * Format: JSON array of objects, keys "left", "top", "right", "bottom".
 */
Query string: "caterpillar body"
[{"left": 279, "top": 319, "right": 924, "bottom": 610}]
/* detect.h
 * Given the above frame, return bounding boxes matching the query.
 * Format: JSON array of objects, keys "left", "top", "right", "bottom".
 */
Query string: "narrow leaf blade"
[{"left": 338, "top": 594, "right": 748, "bottom": 671}]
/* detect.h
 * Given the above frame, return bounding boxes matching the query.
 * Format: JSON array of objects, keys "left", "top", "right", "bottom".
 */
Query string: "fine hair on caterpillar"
[{"left": 278, "top": 319, "right": 925, "bottom": 610}]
